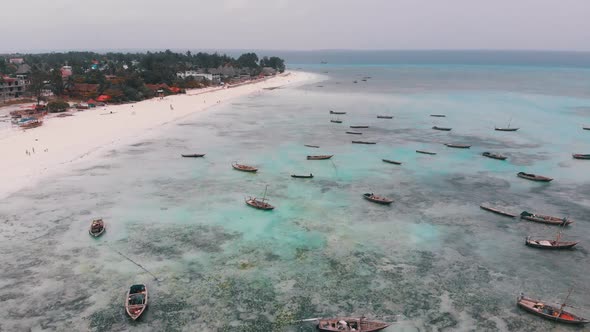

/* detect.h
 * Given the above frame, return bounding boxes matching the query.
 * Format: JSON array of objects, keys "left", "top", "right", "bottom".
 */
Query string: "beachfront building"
[
  {"left": 176, "top": 71, "right": 221, "bottom": 83},
  {"left": 9, "top": 58, "right": 25, "bottom": 65},
  {"left": 0, "top": 76, "right": 26, "bottom": 101}
]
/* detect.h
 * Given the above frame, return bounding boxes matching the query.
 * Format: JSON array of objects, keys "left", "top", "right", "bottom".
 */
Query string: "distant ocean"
[{"left": 1, "top": 51, "right": 589, "bottom": 331}]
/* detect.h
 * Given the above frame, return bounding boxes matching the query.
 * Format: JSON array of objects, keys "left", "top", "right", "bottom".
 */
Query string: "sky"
[{"left": 1, "top": 0, "right": 589, "bottom": 53}]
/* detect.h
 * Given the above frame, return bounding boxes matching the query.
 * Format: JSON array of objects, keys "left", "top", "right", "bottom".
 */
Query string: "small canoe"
[
  {"left": 520, "top": 211, "right": 572, "bottom": 226},
  {"left": 363, "top": 193, "right": 393, "bottom": 205},
  {"left": 517, "top": 172, "right": 553, "bottom": 182},
  {"left": 181, "top": 154, "right": 205, "bottom": 158},
  {"left": 126, "top": 284, "right": 148, "bottom": 320},
  {"left": 232, "top": 162, "right": 258, "bottom": 172},
  {"left": 330, "top": 111, "right": 346, "bottom": 115},
  {"left": 352, "top": 141, "right": 377, "bottom": 144},
  {"left": 430, "top": 114, "right": 446, "bottom": 117},
  {"left": 350, "top": 125, "right": 369, "bottom": 129},
  {"left": 432, "top": 126, "right": 452, "bottom": 131},
  {"left": 416, "top": 150, "right": 436, "bottom": 155},
  {"left": 583, "top": 127, "right": 590, "bottom": 130},
  {"left": 480, "top": 205, "right": 516, "bottom": 218},
  {"left": 346, "top": 131, "right": 363, "bottom": 135},
  {"left": 573, "top": 154, "right": 590, "bottom": 160},
  {"left": 377, "top": 115, "right": 393, "bottom": 119},
  {"left": 304, "top": 144, "right": 320, "bottom": 148},
  {"left": 482, "top": 152, "right": 507, "bottom": 160},
  {"left": 444, "top": 143, "right": 471, "bottom": 149},
  {"left": 89, "top": 219, "right": 106, "bottom": 237},
  {"left": 317, "top": 317, "right": 390, "bottom": 332},
  {"left": 291, "top": 173, "right": 313, "bottom": 178},
  {"left": 330, "top": 120, "right": 343, "bottom": 123},
  {"left": 525, "top": 237, "right": 578, "bottom": 250},
  {"left": 517, "top": 294, "right": 588, "bottom": 325},
  {"left": 307, "top": 155, "right": 333, "bottom": 160},
  {"left": 495, "top": 127, "right": 519, "bottom": 131},
  {"left": 245, "top": 197, "right": 274, "bottom": 210},
  {"left": 382, "top": 159, "right": 402, "bottom": 165}
]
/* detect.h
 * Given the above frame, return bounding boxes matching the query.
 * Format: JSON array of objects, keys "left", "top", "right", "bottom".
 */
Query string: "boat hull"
[
  {"left": 232, "top": 164, "right": 258, "bottom": 172},
  {"left": 573, "top": 154, "right": 590, "bottom": 160},
  {"left": 382, "top": 159, "right": 402, "bottom": 165},
  {"left": 181, "top": 154, "right": 205, "bottom": 158},
  {"left": 432, "top": 126, "right": 452, "bottom": 131},
  {"left": 480, "top": 205, "right": 516, "bottom": 218},
  {"left": 317, "top": 317, "right": 390, "bottom": 332},
  {"left": 517, "top": 296, "right": 588, "bottom": 325},
  {"left": 521, "top": 215, "right": 572, "bottom": 226},
  {"left": 307, "top": 155, "right": 333, "bottom": 160},
  {"left": 525, "top": 238, "right": 578, "bottom": 249},
  {"left": 346, "top": 131, "right": 362, "bottom": 135},
  {"left": 352, "top": 141, "right": 376, "bottom": 144},
  {"left": 363, "top": 193, "right": 393, "bottom": 205},
  {"left": 495, "top": 128, "right": 519, "bottom": 131},
  {"left": 482, "top": 152, "right": 507, "bottom": 160},
  {"left": 517, "top": 173, "right": 553, "bottom": 182},
  {"left": 377, "top": 116, "right": 393, "bottom": 119},
  {"left": 126, "top": 284, "right": 148, "bottom": 321},
  {"left": 246, "top": 199, "right": 274, "bottom": 210},
  {"left": 350, "top": 126, "right": 369, "bottom": 129},
  {"left": 445, "top": 144, "right": 471, "bottom": 148},
  {"left": 416, "top": 150, "right": 436, "bottom": 155},
  {"left": 291, "top": 174, "right": 313, "bottom": 178}
]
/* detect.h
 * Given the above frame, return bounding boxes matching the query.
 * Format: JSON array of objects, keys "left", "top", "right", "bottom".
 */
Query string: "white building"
[{"left": 176, "top": 71, "right": 220, "bottom": 82}]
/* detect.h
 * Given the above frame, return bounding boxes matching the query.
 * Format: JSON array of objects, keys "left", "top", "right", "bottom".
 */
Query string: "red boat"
[{"left": 517, "top": 291, "right": 588, "bottom": 325}]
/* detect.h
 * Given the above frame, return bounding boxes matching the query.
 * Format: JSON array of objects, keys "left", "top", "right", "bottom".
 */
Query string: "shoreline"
[{"left": 0, "top": 71, "right": 321, "bottom": 199}]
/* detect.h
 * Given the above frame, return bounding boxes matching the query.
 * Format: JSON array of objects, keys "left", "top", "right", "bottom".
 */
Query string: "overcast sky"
[{"left": 1, "top": 0, "right": 589, "bottom": 53}]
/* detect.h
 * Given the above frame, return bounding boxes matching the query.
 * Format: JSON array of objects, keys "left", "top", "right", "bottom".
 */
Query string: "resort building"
[
  {"left": 0, "top": 76, "right": 26, "bottom": 101},
  {"left": 176, "top": 71, "right": 221, "bottom": 83}
]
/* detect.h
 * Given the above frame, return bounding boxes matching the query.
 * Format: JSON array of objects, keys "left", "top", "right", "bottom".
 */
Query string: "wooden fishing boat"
[
  {"left": 317, "top": 317, "right": 390, "bottom": 332},
  {"left": 330, "top": 119, "right": 343, "bottom": 123},
  {"left": 232, "top": 162, "right": 258, "bottom": 172},
  {"left": 517, "top": 172, "right": 553, "bottom": 182},
  {"left": 432, "top": 126, "right": 452, "bottom": 131},
  {"left": 482, "top": 152, "right": 507, "bottom": 160},
  {"left": 376, "top": 115, "right": 393, "bottom": 119},
  {"left": 517, "top": 291, "right": 588, "bottom": 325},
  {"left": 520, "top": 211, "right": 572, "bottom": 226},
  {"left": 330, "top": 110, "right": 346, "bottom": 115},
  {"left": 430, "top": 114, "right": 446, "bottom": 117},
  {"left": 495, "top": 127, "right": 519, "bottom": 131},
  {"left": 19, "top": 119, "right": 43, "bottom": 129},
  {"left": 480, "top": 205, "right": 516, "bottom": 218},
  {"left": 382, "top": 159, "right": 402, "bottom": 165},
  {"left": 304, "top": 144, "right": 320, "bottom": 148},
  {"left": 416, "top": 150, "right": 436, "bottom": 155},
  {"left": 350, "top": 125, "right": 369, "bottom": 129},
  {"left": 572, "top": 154, "right": 590, "bottom": 160},
  {"left": 525, "top": 237, "right": 578, "bottom": 250},
  {"left": 352, "top": 141, "right": 377, "bottom": 144},
  {"left": 307, "top": 155, "right": 333, "bottom": 160},
  {"left": 89, "top": 218, "right": 106, "bottom": 237},
  {"left": 346, "top": 131, "right": 363, "bottom": 135},
  {"left": 363, "top": 193, "right": 393, "bottom": 205},
  {"left": 291, "top": 173, "right": 314, "bottom": 178},
  {"left": 444, "top": 143, "right": 471, "bottom": 149},
  {"left": 245, "top": 186, "right": 274, "bottom": 210},
  {"left": 125, "top": 284, "right": 148, "bottom": 320},
  {"left": 181, "top": 154, "right": 205, "bottom": 158}
]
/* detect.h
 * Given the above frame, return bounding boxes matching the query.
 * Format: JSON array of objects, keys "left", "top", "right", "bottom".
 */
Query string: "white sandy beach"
[{"left": 0, "top": 71, "right": 318, "bottom": 199}]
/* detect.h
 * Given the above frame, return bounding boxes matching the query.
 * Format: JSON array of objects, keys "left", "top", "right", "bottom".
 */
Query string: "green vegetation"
[
  {"left": 47, "top": 100, "right": 70, "bottom": 112},
  {"left": 2, "top": 50, "right": 286, "bottom": 104}
]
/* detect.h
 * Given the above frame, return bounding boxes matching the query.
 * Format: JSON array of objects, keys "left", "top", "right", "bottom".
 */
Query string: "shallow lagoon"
[{"left": 1, "top": 65, "right": 589, "bottom": 331}]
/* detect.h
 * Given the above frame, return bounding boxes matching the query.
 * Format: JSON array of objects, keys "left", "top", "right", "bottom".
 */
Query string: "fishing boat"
[
  {"left": 245, "top": 185, "right": 275, "bottom": 210},
  {"left": 517, "top": 290, "right": 588, "bottom": 325},
  {"left": 350, "top": 125, "right": 369, "bottom": 129},
  {"left": 304, "top": 144, "right": 320, "bottom": 148},
  {"left": 520, "top": 211, "right": 572, "bottom": 226},
  {"left": 291, "top": 173, "right": 314, "bottom": 178},
  {"left": 583, "top": 127, "right": 590, "bottom": 130},
  {"left": 307, "top": 155, "right": 333, "bottom": 160},
  {"left": 181, "top": 153, "right": 205, "bottom": 158},
  {"left": 363, "top": 193, "right": 393, "bottom": 205},
  {"left": 382, "top": 159, "right": 402, "bottom": 165},
  {"left": 525, "top": 230, "right": 578, "bottom": 249},
  {"left": 19, "top": 118, "right": 43, "bottom": 129},
  {"left": 416, "top": 150, "right": 436, "bottom": 155},
  {"left": 89, "top": 219, "right": 106, "bottom": 237},
  {"left": 125, "top": 284, "right": 148, "bottom": 320},
  {"left": 330, "top": 110, "right": 346, "bottom": 115},
  {"left": 482, "top": 152, "right": 507, "bottom": 160},
  {"left": 430, "top": 114, "right": 446, "bottom": 117},
  {"left": 495, "top": 119, "right": 519, "bottom": 131},
  {"left": 232, "top": 162, "right": 258, "bottom": 173},
  {"left": 444, "top": 143, "right": 471, "bottom": 149},
  {"left": 352, "top": 141, "right": 377, "bottom": 144},
  {"left": 317, "top": 317, "right": 390, "bottom": 332},
  {"left": 572, "top": 154, "right": 590, "bottom": 160},
  {"left": 480, "top": 205, "right": 516, "bottom": 218},
  {"left": 330, "top": 119, "right": 343, "bottom": 124},
  {"left": 517, "top": 172, "right": 553, "bottom": 182},
  {"left": 346, "top": 131, "right": 363, "bottom": 135},
  {"left": 432, "top": 126, "right": 452, "bottom": 131},
  {"left": 376, "top": 115, "right": 393, "bottom": 119}
]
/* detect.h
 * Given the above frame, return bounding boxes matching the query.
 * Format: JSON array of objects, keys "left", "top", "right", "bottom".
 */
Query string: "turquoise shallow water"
[{"left": 1, "top": 65, "right": 590, "bottom": 331}]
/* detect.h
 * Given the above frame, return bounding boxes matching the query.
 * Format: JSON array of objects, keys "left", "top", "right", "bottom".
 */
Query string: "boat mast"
[
  {"left": 557, "top": 287, "right": 573, "bottom": 317},
  {"left": 262, "top": 185, "right": 268, "bottom": 202}
]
